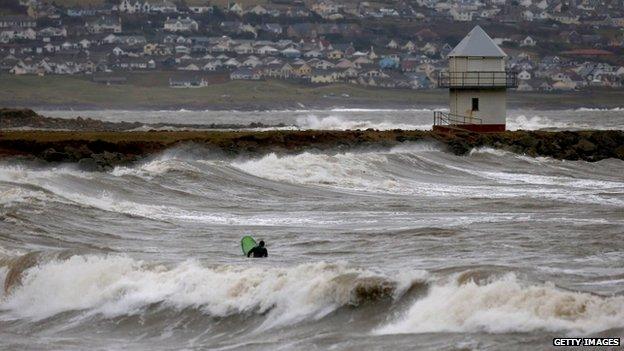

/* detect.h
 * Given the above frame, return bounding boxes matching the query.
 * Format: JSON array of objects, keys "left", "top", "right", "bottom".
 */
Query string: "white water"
[
  {"left": 296, "top": 115, "right": 430, "bottom": 130},
  {"left": 0, "top": 255, "right": 423, "bottom": 330},
  {"left": 377, "top": 273, "right": 624, "bottom": 335},
  {"left": 2, "top": 108, "right": 624, "bottom": 349},
  {"left": 231, "top": 145, "right": 624, "bottom": 206}
]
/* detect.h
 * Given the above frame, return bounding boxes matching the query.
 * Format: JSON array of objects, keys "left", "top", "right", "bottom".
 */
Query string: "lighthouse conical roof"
[{"left": 448, "top": 26, "right": 506, "bottom": 58}]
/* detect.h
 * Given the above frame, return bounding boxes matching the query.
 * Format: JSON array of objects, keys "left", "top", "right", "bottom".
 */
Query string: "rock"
[
  {"left": 574, "top": 138, "right": 597, "bottom": 153},
  {"left": 90, "top": 153, "right": 105, "bottom": 163},
  {"left": 517, "top": 133, "right": 539, "bottom": 148},
  {"left": 102, "top": 151, "right": 122, "bottom": 163},
  {"left": 562, "top": 149, "right": 580, "bottom": 160},
  {"left": 447, "top": 140, "right": 471, "bottom": 155},
  {"left": 77, "top": 158, "right": 99, "bottom": 172},
  {"left": 615, "top": 145, "right": 624, "bottom": 159},
  {"left": 64, "top": 145, "right": 93, "bottom": 160},
  {"left": 42, "top": 148, "right": 70, "bottom": 162}
]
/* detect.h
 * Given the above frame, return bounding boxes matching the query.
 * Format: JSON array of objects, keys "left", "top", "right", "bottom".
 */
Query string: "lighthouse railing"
[
  {"left": 433, "top": 111, "right": 482, "bottom": 126},
  {"left": 437, "top": 71, "right": 518, "bottom": 88}
]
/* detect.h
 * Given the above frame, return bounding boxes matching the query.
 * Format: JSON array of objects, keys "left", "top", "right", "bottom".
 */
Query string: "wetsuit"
[{"left": 247, "top": 246, "right": 268, "bottom": 258}]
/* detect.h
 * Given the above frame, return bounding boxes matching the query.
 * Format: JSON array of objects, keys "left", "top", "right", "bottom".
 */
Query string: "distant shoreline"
[{"left": 2, "top": 75, "right": 624, "bottom": 111}]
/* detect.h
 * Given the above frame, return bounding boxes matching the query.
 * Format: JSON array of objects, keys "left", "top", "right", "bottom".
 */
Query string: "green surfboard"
[{"left": 241, "top": 236, "right": 257, "bottom": 256}]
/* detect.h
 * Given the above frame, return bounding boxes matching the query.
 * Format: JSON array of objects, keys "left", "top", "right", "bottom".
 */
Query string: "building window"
[{"left": 472, "top": 98, "right": 479, "bottom": 111}]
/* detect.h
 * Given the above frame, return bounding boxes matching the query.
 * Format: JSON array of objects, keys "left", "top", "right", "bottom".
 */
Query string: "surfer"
[{"left": 247, "top": 240, "right": 268, "bottom": 258}]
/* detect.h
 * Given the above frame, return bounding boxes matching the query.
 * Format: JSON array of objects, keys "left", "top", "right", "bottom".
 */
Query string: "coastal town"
[{"left": 1, "top": 0, "right": 624, "bottom": 92}]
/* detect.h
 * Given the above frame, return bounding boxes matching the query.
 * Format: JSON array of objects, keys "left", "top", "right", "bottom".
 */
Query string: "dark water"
[{"left": 1, "top": 110, "right": 624, "bottom": 350}]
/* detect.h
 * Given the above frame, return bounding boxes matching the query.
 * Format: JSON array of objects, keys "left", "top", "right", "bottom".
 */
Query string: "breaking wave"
[
  {"left": 508, "top": 115, "right": 585, "bottom": 131},
  {"left": 296, "top": 115, "right": 430, "bottom": 130},
  {"left": 111, "top": 157, "right": 204, "bottom": 178},
  {"left": 0, "top": 163, "right": 348, "bottom": 225},
  {"left": 376, "top": 273, "right": 624, "bottom": 335},
  {"left": 508, "top": 114, "right": 622, "bottom": 131},
  {"left": 2, "top": 142, "right": 623, "bottom": 221},
  {"left": 3, "top": 254, "right": 622, "bottom": 337},
  {"left": 230, "top": 144, "right": 624, "bottom": 206},
  {"left": 328, "top": 108, "right": 443, "bottom": 113},
  {"left": 231, "top": 144, "right": 441, "bottom": 195},
  {"left": 575, "top": 107, "right": 624, "bottom": 112},
  {"left": 0, "top": 254, "right": 424, "bottom": 330}
]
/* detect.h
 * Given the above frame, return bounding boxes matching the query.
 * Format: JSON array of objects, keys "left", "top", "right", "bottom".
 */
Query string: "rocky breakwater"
[
  {"left": 1, "top": 109, "right": 623, "bottom": 171},
  {"left": 0, "top": 129, "right": 434, "bottom": 171},
  {"left": 435, "top": 129, "right": 624, "bottom": 161},
  {"left": 0, "top": 108, "right": 287, "bottom": 131},
  {"left": 0, "top": 108, "right": 143, "bottom": 131}
]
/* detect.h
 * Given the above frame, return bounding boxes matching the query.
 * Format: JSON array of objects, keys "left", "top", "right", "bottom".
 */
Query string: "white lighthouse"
[{"left": 434, "top": 26, "right": 517, "bottom": 133}]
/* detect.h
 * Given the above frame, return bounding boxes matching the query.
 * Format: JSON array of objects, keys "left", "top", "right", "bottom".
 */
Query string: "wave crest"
[
  {"left": 231, "top": 144, "right": 440, "bottom": 193},
  {"left": 0, "top": 255, "right": 426, "bottom": 330},
  {"left": 296, "top": 115, "right": 430, "bottom": 131},
  {"left": 376, "top": 273, "right": 624, "bottom": 335}
]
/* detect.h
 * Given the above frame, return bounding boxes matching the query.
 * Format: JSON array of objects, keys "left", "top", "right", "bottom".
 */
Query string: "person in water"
[{"left": 247, "top": 240, "right": 268, "bottom": 258}]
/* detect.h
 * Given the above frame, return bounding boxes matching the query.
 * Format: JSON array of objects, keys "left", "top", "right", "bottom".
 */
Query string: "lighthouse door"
[{"left": 471, "top": 98, "right": 479, "bottom": 111}]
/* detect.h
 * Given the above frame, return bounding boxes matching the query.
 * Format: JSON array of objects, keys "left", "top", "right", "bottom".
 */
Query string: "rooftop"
[{"left": 448, "top": 25, "right": 507, "bottom": 58}]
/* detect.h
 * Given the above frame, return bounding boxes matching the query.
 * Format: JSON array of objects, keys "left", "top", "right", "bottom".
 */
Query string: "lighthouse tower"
[{"left": 434, "top": 26, "right": 517, "bottom": 133}]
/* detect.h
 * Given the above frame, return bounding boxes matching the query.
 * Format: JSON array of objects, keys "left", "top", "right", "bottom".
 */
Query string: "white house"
[
  {"left": 520, "top": 36, "right": 537, "bottom": 47},
  {"left": 247, "top": 5, "right": 267, "bottom": 15},
  {"left": 518, "top": 70, "right": 531, "bottom": 80},
  {"left": 1, "top": 27, "right": 36, "bottom": 41},
  {"left": 229, "top": 3, "right": 244, "bottom": 16},
  {"left": 256, "top": 45, "right": 278, "bottom": 55},
  {"left": 86, "top": 16, "right": 122, "bottom": 33},
  {"left": 450, "top": 8, "right": 473, "bottom": 21},
  {"left": 189, "top": 6, "right": 211, "bottom": 14},
  {"left": 38, "top": 27, "right": 67, "bottom": 37},
  {"left": 402, "top": 41, "right": 417, "bottom": 52},
  {"left": 234, "top": 43, "right": 253, "bottom": 54},
  {"left": 169, "top": 77, "right": 208, "bottom": 88},
  {"left": 203, "top": 60, "right": 222, "bottom": 71},
  {"left": 164, "top": 17, "right": 198, "bottom": 32},
  {"left": 150, "top": 0, "right": 177, "bottom": 13},
  {"left": 522, "top": 10, "right": 534, "bottom": 21},
  {"left": 311, "top": 69, "right": 338, "bottom": 84},
  {"left": 230, "top": 67, "right": 262, "bottom": 80}
]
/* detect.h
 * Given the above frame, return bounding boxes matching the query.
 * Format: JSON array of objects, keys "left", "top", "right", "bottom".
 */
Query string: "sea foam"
[
  {"left": 0, "top": 255, "right": 424, "bottom": 331},
  {"left": 296, "top": 115, "right": 431, "bottom": 131},
  {"left": 376, "top": 273, "right": 624, "bottom": 335}
]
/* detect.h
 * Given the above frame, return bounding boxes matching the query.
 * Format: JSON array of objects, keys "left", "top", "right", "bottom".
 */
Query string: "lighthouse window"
[{"left": 472, "top": 98, "right": 479, "bottom": 111}]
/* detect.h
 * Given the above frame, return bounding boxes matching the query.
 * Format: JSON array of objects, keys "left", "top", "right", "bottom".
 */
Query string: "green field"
[
  {"left": 0, "top": 74, "right": 445, "bottom": 109},
  {"left": 1, "top": 74, "right": 622, "bottom": 110}
]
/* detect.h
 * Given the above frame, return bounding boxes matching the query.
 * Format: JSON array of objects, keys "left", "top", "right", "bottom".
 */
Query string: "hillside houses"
[
  {"left": 1, "top": 0, "right": 624, "bottom": 91},
  {"left": 118, "top": 0, "right": 177, "bottom": 14},
  {"left": 0, "top": 15, "right": 36, "bottom": 28},
  {"left": 164, "top": 17, "right": 198, "bottom": 32},
  {"left": 86, "top": 16, "right": 122, "bottom": 33}
]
